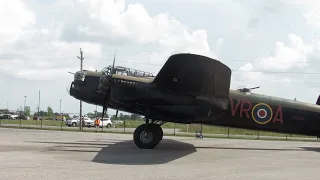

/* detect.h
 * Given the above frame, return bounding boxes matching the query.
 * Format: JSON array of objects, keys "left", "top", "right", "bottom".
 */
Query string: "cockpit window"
[{"left": 101, "top": 65, "right": 155, "bottom": 77}]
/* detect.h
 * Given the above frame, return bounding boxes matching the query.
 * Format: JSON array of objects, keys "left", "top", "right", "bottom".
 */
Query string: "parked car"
[
  {"left": 65, "top": 116, "right": 92, "bottom": 127},
  {"left": 16, "top": 115, "right": 29, "bottom": 120},
  {"left": 95, "top": 117, "right": 113, "bottom": 128},
  {"left": 0, "top": 114, "right": 14, "bottom": 119},
  {"left": 113, "top": 120, "right": 123, "bottom": 124},
  {"left": 33, "top": 116, "right": 43, "bottom": 120}
]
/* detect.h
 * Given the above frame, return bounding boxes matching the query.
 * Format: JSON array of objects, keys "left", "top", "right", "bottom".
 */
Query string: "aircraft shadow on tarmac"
[
  {"left": 194, "top": 146, "right": 304, "bottom": 151},
  {"left": 91, "top": 139, "right": 197, "bottom": 165},
  {"left": 25, "top": 140, "right": 320, "bottom": 165},
  {"left": 194, "top": 146, "right": 320, "bottom": 154},
  {"left": 300, "top": 147, "right": 320, "bottom": 152},
  {"left": 26, "top": 139, "right": 197, "bottom": 165}
]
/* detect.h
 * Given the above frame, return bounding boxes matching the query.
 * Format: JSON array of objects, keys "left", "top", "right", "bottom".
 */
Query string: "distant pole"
[
  {"left": 95, "top": 105, "right": 97, "bottom": 117},
  {"left": 38, "top": 90, "right": 40, "bottom": 121},
  {"left": 124, "top": 119, "right": 125, "bottom": 133},
  {"left": 19, "top": 106, "right": 22, "bottom": 127},
  {"left": 60, "top": 100, "right": 63, "bottom": 131},
  {"left": 77, "top": 48, "right": 84, "bottom": 130},
  {"left": 23, "top": 96, "right": 27, "bottom": 115},
  {"left": 60, "top": 100, "right": 62, "bottom": 116},
  {"left": 61, "top": 112, "right": 63, "bottom": 131}
]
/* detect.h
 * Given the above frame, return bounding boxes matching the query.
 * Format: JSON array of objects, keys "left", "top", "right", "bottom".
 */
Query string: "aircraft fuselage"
[{"left": 69, "top": 72, "right": 320, "bottom": 137}]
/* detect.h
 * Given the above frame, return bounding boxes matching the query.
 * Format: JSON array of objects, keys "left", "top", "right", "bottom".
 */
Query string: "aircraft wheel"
[
  {"left": 133, "top": 124, "right": 162, "bottom": 149},
  {"left": 149, "top": 123, "right": 163, "bottom": 142}
]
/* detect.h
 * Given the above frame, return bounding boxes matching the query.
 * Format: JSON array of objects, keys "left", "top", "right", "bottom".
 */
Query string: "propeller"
[{"left": 100, "top": 52, "right": 116, "bottom": 119}]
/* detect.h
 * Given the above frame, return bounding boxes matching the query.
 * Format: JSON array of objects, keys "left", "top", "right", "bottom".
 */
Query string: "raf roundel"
[{"left": 251, "top": 103, "right": 273, "bottom": 124}]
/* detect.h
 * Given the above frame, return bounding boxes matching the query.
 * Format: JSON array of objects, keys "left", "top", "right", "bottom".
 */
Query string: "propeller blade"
[
  {"left": 250, "top": 86, "right": 260, "bottom": 90},
  {"left": 101, "top": 88, "right": 111, "bottom": 119},
  {"left": 101, "top": 51, "right": 116, "bottom": 119},
  {"left": 110, "top": 51, "right": 116, "bottom": 75}
]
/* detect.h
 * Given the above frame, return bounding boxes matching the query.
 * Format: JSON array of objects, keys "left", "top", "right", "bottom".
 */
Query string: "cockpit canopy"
[{"left": 101, "top": 65, "right": 155, "bottom": 77}]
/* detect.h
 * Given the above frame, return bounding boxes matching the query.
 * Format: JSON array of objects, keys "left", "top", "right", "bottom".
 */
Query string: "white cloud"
[
  {"left": 236, "top": 33, "right": 315, "bottom": 85},
  {"left": 0, "top": 0, "right": 219, "bottom": 113},
  {"left": 281, "top": 0, "right": 320, "bottom": 28},
  {"left": 0, "top": 0, "right": 320, "bottom": 114},
  {"left": 0, "top": 0, "right": 35, "bottom": 43},
  {"left": 0, "top": 0, "right": 215, "bottom": 82},
  {"left": 304, "top": 11, "right": 320, "bottom": 28}
]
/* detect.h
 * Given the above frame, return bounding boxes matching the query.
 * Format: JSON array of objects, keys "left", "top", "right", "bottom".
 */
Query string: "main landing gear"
[{"left": 133, "top": 118, "right": 164, "bottom": 149}]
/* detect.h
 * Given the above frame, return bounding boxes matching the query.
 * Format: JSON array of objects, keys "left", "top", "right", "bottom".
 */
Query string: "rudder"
[{"left": 316, "top": 95, "right": 320, "bottom": 105}]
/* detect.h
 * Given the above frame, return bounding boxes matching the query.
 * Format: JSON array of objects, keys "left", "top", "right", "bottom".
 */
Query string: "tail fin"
[
  {"left": 316, "top": 95, "right": 320, "bottom": 105},
  {"left": 152, "top": 53, "right": 231, "bottom": 109}
]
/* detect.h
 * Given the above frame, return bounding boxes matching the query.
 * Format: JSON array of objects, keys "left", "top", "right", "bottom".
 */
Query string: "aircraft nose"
[{"left": 74, "top": 71, "right": 86, "bottom": 81}]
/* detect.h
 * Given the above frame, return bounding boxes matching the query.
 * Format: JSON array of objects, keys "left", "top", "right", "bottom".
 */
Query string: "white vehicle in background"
[
  {"left": 91, "top": 117, "right": 112, "bottom": 128},
  {"left": 113, "top": 120, "right": 123, "bottom": 124},
  {"left": 11, "top": 115, "right": 19, "bottom": 119},
  {"left": 66, "top": 116, "right": 93, "bottom": 127}
]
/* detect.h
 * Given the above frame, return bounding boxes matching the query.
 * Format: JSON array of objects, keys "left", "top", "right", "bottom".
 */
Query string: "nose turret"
[{"left": 74, "top": 71, "right": 86, "bottom": 81}]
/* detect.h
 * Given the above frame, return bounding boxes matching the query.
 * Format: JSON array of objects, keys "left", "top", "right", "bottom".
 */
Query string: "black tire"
[
  {"left": 133, "top": 124, "right": 161, "bottom": 149},
  {"left": 148, "top": 124, "right": 163, "bottom": 142},
  {"left": 106, "top": 123, "right": 111, "bottom": 128},
  {"left": 72, "top": 122, "right": 77, "bottom": 127}
]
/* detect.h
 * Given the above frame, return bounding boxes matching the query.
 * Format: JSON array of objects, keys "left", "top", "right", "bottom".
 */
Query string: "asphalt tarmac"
[
  {"left": 1, "top": 128, "right": 320, "bottom": 180},
  {"left": 2, "top": 123, "right": 318, "bottom": 141}
]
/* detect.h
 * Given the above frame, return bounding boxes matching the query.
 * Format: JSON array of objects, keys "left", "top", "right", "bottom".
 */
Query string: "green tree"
[
  {"left": 39, "top": 110, "right": 47, "bottom": 117},
  {"left": 93, "top": 110, "right": 105, "bottom": 118},
  {"left": 47, "top": 107, "right": 53, "bottom": 117},
  {"left": 24, "top": 106, "right": 30, "bottom": 116},
  {"left": 118, "top": 113, "right": 122, "bottom": 120}
]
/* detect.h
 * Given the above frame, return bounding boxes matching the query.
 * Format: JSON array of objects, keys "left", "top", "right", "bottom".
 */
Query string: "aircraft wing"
[{"left": 152, "top": 53, "right": 232, "bottom": 109}]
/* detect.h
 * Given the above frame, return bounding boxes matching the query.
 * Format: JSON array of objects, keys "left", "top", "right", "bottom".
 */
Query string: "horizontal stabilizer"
[
  {"left": 152, "top": 53, "right": 232, "bottom": 109},
  {"left": 317, "top": 95, "right": 320, "bottom": 105}
]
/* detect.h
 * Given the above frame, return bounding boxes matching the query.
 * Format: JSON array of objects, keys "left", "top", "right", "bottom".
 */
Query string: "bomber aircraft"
[{"left": 69, "top": 53, "right": 320, "bottom": 149}]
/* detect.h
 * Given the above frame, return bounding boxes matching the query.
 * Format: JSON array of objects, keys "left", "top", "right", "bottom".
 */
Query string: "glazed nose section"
[
  {"left": 70, "top": 71, "right": 87, "bottom": 94},
  {"left": 74, "top": 71, "right": 86, "bottom": 81}
]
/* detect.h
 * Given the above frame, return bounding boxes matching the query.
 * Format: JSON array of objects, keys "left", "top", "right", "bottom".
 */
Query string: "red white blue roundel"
[{"left": 251, "top": 103, "right": 273, "bottom": 124}]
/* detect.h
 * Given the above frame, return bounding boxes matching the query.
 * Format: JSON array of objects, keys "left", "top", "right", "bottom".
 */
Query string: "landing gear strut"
[{"left": 133, "top": 118, "right": 164, "bottom": 149}]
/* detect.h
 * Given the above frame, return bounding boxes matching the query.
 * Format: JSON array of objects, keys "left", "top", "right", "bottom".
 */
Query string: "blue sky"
[{"left": 0, "top": 0, "right": 319, "bottom": 116}]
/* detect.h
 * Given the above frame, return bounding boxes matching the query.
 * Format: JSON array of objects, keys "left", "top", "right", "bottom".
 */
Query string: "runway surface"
[{"left": 1, "top": 128, "right": 320, "bottom": 180}]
